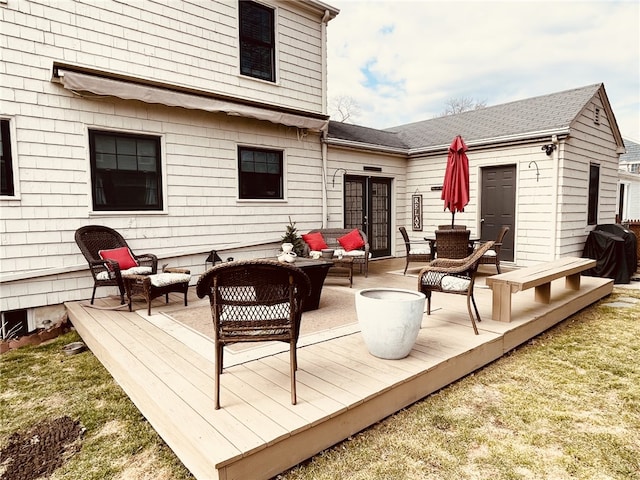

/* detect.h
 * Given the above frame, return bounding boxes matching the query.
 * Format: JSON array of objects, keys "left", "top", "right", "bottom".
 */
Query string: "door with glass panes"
[{"left": 344, "top": 175, "right": 392, "bottom": 258}]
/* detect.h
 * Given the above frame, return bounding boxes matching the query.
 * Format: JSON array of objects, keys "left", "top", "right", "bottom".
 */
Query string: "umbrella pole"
[{"left": 451, "top": 212, "right": 455, "bottom": 228}]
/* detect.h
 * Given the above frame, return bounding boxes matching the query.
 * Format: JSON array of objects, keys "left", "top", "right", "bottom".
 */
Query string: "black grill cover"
[
  {"left": 594, "top": 224, "right": 638, "bottom": 275},
  {"left": 582, "top": 230, "right": 630, "bottom": 284}
]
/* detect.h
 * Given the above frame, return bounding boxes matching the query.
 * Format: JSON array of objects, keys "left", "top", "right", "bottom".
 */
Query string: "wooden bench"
[{"left": 485, "top": 257, "right": 596, "bottom": 322}]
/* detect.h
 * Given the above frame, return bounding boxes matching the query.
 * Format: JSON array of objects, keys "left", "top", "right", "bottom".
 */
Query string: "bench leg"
[
  {"left": 491, "top": 283, "right": 512, "bottom": 322},
  {"left": 534, "top": 282, "right": 551, "bottom": 303},
  {"left": 566, "top": 272, "right": 581, "bottom": 290}
]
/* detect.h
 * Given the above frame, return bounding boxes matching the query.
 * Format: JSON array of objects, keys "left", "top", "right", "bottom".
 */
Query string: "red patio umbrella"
[{"left": 441, "top": 135, "right": 470, "bottom": 228}]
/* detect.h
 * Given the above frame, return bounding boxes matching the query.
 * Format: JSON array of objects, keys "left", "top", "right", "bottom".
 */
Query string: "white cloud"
[{"left": 327, "top": 0, "right": 640, "bottom": 140}]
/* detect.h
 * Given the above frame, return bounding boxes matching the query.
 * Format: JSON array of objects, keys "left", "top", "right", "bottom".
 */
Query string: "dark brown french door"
[{"left": 344, "top": 175, "right": 392, "bottom": 258}]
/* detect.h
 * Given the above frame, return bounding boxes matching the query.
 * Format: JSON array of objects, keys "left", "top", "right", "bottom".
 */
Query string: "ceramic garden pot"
[{"left": 355, "top": 288, "right": 426, "bottom": 359}]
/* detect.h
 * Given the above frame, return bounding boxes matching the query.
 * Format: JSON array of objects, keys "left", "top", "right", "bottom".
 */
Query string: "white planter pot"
[{"left": 355, "top": 288, "right": 426, "bottom": 359}]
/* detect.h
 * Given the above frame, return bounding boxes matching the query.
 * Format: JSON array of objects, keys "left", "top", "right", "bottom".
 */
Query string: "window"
[
  {"left": 239, "top": 1, "right": 275, "bottom": 82},
  {"left": 1, "top": 119, "right": 15, "bottom": 196},
  {"left": 238, "top": 146, "right": 283, "bottom": 199},
  {"left": 587, "top": 163, "right": 599, "bottom": 225},
  {"left": 89, "top": 130, "right": 162, "bottom": 211}
]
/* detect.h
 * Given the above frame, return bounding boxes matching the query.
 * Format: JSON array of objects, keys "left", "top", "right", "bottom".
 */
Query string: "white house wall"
[
  {"left": 1, "top": 0, "right": 327, "bottom": 114},
  {"left": 618, "top": 172, "right": 640, "bottom": 221},
  {"left": 1, "top": 0, "right": 330, "bottom": 312},
  {"left": 325, "top": 147, "right": 407, "bottom": 255},
  {"left": 558, "top": 93, "right": 620, "bottom": 256}
]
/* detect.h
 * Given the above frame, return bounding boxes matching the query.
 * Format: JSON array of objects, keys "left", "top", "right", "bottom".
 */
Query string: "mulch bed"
[{"left": 0, "top": 416, "right": 84, "bottom": 480}]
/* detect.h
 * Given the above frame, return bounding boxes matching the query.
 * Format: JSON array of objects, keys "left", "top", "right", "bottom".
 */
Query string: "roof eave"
[
  {"left": 407, "top": 128, "right": 572, "bottom": 156},
  {"left": 324, "top": 137, "right": 408, "bottom": 156}
]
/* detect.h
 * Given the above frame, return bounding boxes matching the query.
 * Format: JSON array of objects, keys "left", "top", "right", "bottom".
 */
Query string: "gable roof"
[{"left": 328, "top": 83, "right": 624, "bottom": 154}]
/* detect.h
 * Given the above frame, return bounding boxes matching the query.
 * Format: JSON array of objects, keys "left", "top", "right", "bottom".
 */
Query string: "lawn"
[{"left": 1, "top": 289, "right": 638, "bottom": 480}]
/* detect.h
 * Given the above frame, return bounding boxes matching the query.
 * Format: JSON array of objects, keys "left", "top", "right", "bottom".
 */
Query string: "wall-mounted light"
[{"left": 541, "top": 144, "right": 556, "bottom": 156}]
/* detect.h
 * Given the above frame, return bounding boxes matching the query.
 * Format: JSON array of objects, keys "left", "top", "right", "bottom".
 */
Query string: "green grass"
[{"left": 1, "top": 289, "right": 639, "bottom": 479}]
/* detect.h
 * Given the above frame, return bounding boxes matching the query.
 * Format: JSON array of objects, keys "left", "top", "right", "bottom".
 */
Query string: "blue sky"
[{"left": 326, "top": 0, "right": 640, "bottom": 141}]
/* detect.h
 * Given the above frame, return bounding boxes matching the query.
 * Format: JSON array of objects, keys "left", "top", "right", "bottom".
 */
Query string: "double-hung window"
[
  {"left": 239, "top": 0, "right": 276, "bottom": 82},
  {"left": 89, "top": 130, "right": 162, "bottom": 211},
  {"left": 1, "top": 119, "right": 15, "bottom": 197},
  {"left": 238, "top": 146, "right": 283, "bottom": 199}
]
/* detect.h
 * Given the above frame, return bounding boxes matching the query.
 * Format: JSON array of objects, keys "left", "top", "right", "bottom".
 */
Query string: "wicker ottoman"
[{"left": 124, "top": 268, "right": 191, "bottom": 315}]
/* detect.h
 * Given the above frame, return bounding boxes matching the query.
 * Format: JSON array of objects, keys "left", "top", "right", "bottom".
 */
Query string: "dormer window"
[{"left": 239, "top": 1, "right": 276, "bottom": 82}]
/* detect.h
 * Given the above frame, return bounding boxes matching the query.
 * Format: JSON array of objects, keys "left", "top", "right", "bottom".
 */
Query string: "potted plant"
[{"left": 281, "top": 217, "right": 306, "bottom": 257}]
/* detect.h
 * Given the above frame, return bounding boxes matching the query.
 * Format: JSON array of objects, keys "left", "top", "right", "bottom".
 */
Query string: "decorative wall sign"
[{"left": 412, "top": 194, "right": 423, "bottom": 231}]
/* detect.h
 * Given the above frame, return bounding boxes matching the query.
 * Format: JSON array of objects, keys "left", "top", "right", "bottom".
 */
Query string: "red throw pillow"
[
  {"left": 338, "top": 229, "right": 365, "bottom": 251},
  {"left": 99, "top": 247, "right": 139, "bottom": 270},
  {"left": 302, "top": 232, "right": 329, "bottom": 251}
]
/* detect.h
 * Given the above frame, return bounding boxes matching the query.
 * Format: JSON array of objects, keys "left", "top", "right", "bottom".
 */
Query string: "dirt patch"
[{"left": 0, "top": 416, "right": 85, "bottom": 480}]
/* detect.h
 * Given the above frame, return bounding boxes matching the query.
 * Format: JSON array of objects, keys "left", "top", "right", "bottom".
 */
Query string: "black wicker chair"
[
  {"left": 75, "top": 225, "right": 158, "bottom": 304},
  {"left": 399, "top": 226, "right": 433, "bottom": 274},
  {"left": 418, "top": 241, "right": 494, "bottom": 335},
  {"left": 196, "top": 259, "right": 311, "bottom": 409}
]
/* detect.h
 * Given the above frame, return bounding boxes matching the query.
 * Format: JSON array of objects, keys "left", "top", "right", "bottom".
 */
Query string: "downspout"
[
  {"left": 550, "top": 134, "right": 559, "bottom": 259},
  {"left": 321, "top": 9, "right": 331, "bottom": 228},
  {"left": 321, "top": 130, "right": 328, "bottom": 228}
]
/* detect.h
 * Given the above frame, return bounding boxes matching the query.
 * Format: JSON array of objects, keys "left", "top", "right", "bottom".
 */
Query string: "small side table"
[
  {"left": 328, "top": 256, "right": 354, "bottom": 287},
  {"left": 124, "top": 267, "right": 191, "bottom": 315}
]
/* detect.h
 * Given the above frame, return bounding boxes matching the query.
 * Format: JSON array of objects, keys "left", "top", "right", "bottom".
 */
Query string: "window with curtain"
[
  {"left": 89, "top": 130, "right": 162, "bottom": 211},
  {"left": 1, "top": 119, "right": 15, "bottom": 196},
  {"left": 238, "top": 146, "right": 283, "bottom": 199},
  {"left": 587, "top": 163, "right": 600, "bottom": 225},
  {"left": 239, "top": 0, "right": 275, "bottom": 82}
]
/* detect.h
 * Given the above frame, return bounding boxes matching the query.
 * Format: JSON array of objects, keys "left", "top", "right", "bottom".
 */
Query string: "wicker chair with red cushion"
[{"left": 75, "top": 225, "right": 158, "bottom": 304}]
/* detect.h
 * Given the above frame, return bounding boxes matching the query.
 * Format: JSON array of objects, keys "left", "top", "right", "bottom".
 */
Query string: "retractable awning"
[{"left": 56, "top": 69, "right": 328, "bottom": 132}]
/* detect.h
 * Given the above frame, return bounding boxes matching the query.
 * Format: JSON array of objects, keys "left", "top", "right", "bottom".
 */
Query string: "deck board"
[{"left": 66, "top": 264, "right": 613, "bottom": 480}]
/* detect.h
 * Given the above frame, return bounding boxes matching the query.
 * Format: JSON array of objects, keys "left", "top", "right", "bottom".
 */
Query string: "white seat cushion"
[
  {"left": 422, "top": 273, "right": 470, "bottom": 292},
  {"left": 149, "top": 273, "right": 191, "bottom": 287},
  {"left": 483, "top": 250, "right": 497, "bottom": 257},
  {"left": 409, "top": 248, "right": 431, "bottom": 255},
  {"left": 441, "top": 275, "right": 471, "bottom": 292},
  {"left": 97, "top": 266, "right": 152, "bottom": 281}
]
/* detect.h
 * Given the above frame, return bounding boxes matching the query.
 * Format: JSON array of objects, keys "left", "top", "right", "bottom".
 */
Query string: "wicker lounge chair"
[
  {"left": 196, "top": 259, "right": 311, "bottom": 409},
  {"left": 75, "top": 225, "right": 158, "bottom": 304},
  {"left": 399, "top": 226, "right": 433, "bottom": 274},
  {"left": 478, "top": 226, "right": 511, "bottom": 274},
  {"left": 418, "top": 241, "right": 494, "bottom": 335}
]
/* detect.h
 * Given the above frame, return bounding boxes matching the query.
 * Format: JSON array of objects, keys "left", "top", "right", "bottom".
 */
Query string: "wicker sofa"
[{"left": 301, "top": 228, "right": 370, "bottom": 277}]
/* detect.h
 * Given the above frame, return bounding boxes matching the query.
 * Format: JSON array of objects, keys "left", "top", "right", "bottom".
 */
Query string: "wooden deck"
[{"left": 65, "top": 259, "right": 613, "bottom": 480}]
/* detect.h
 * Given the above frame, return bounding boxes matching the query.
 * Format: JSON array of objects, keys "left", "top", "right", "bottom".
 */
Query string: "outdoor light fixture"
[{"left": 542, "top": 144, "right": 557, "bottom": 156}]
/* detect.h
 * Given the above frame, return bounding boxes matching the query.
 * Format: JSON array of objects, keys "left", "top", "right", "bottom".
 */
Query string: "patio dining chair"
[
  {"left": 418, "top": 241, "right": 494, "bottom": 335},
  {"left": 196, "top": 259, "right": 311, "bottom": 409},
  {"left": 478, "top": 226, "right": 511, "bottom": 274},
  {"left": 434, "top": 228, "right": 471, "bottom": 259},
  {"left": 74, "top": 225, "right": 158, "bottom": 304},
  {"left": 399, "top": 226, "right": 433, "bottom": 274}
]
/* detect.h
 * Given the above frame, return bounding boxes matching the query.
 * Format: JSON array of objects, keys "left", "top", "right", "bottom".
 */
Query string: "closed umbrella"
[{"left": 441, "top": 135, "right": 470, "bottom": 228}]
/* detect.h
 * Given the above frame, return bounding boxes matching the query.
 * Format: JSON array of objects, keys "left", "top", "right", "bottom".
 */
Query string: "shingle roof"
[
  {"left": 328, "top": 121, "right": 408, "bottom": 149},
  {"left": 328, "top": 84, "right": 603, "bottom": 151},
  {"left": 620, "top": 138, "right": 640, "bottom": 165}
]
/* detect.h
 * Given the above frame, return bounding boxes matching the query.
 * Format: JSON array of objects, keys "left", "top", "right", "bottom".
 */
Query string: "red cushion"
[
  {"left": 99, "top": 247, "right": 139, "bottom": 270},
  {"left": 302, "top": 232, "right": 329, "bottom": 251},
  {"left": 338, "top": 229, "right": 365, "bottom": 251}
]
